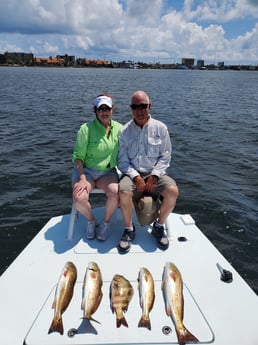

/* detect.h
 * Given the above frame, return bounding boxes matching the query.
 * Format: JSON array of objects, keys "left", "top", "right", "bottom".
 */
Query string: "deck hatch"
[{"left": 24, "top": 279, "right": 214, "bottom": 345}]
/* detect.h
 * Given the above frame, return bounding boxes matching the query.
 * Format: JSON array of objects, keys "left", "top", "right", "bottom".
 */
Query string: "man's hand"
[
  {"left": 145, "top": 175, "right": 158, "bottom": 193},
  {"left": 133, "top": 175, "right": 146, "bottom": 193}
]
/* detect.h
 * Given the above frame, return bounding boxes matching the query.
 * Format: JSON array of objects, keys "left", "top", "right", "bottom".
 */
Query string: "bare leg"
[
  {"left": 119, "top": 190, "right": 134, "bottom": 227},
  {"left": 72, "top": 180, "right": 95, "bottom": 221},
  {"left": 158, "top": 185, "right": 179, "bottom": 224},
  {"left": 96, "top": 175, "right": 119, "bottom": 222}
]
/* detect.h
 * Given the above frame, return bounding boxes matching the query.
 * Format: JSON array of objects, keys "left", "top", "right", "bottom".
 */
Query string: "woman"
[{"left": 72, "top": 94, "right": 122, "bottom": 241}]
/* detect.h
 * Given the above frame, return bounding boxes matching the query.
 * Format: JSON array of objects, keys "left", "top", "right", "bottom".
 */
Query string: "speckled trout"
[
  {"left": 137, "top": 267, "right": 155, "bottom": 330},
  {"left": 81, "top": 261, "right": 103, "bottom": 323},
  {"left": 48, "top": 261, "right": 77, "bottom": 335},
  {"left": 110, "top": 274, "right": 134, "bottom": 327},
  {"left": 162, "top": 262, "right": 199, "bottom": 345}
]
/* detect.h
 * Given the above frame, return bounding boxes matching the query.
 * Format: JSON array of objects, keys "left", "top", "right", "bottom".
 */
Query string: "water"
[{"left": 0, "top": 67, "right": 257, "bottom": 294}]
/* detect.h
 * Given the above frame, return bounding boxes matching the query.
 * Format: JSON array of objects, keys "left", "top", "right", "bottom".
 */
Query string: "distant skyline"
[{"left": 1, "top": 0, "right": 258, "bottom": 65}]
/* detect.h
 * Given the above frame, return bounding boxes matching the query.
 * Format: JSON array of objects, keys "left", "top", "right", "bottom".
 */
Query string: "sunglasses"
[
  {"left": 98, "top": 106, "right": 111, "bottom": 112},
  {"left": 130, "top": 104, "right": 148, "bottom": 110}
]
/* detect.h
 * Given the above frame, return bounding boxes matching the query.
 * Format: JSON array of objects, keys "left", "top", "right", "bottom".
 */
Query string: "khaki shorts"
[{"left": 119, "top": 174, "right": 176, "bottom": 202}]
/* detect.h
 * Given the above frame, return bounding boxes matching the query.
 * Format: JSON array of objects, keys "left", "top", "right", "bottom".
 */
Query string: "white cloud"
[
  {"left": 230, "top": 23, "right": 258, "bottom": 60},
  {"left": 75, "top": 36, "right": 94, "bottom": 51},
  {"left": 29, "top": 0, "right": 57, "bottom": 23},
  {"left": 190, "top": 0, "right": 258, "bottom": 21},
  {"left": 0, "top": 0, "right": 257, "bottom": 64},
  {"left": 43, "top": 41, "right": 59, "bottom": 54}
]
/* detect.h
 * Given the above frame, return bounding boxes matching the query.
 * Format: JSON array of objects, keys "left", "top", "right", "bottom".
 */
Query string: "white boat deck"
[{"left": 0, "top": 208, "right": 258, "bottom": 345}]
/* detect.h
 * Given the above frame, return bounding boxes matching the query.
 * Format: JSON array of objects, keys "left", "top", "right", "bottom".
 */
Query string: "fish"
[
  {"left": 48, "top": 261, "right": 77, "bottom": 335},
  {"left": 137, "top": 267, "right": 155, "bottom": 330},
  {"left": 161, "top": 262, "right": 199, "bottom": 345},
  {"left": 81, "top": 261, "right": 103, "bottom": 323},
  {"left": 110, "top": 274, "right": 134, "bottom": 328}
]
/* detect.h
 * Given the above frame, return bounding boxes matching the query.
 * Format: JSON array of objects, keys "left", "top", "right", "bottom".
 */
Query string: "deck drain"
[
  {"left": 67, "top": 328, "right": 78, "bottom": 337},
  {"left": 162, "top": 325, "right": 172, "bottom": 335},
  {"left": 178, "top": 236, "right": 187, "bottom": 242}
]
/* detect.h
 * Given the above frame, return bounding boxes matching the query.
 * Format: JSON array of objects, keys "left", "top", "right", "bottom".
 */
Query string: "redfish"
[
  {"left": 81, "top": 261, "right": 103, "bottom": 323},
  {"left": 162, "top": 262, "right": 199, "bottom": 345},
  {"left": 48, "top": 261, "right": 77, "bottom": 335},
  {"left": 137, "top": 267, "right": 155, "bottom": 330}
]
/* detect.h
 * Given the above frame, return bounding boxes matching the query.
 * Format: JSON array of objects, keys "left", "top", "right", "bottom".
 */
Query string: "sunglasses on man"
[{"left": 130, "top": 104, "right": 149, "bottom": 110}]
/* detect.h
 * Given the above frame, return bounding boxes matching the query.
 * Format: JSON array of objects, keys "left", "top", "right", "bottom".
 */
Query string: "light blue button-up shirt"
[{"left": 118, "top": 116, "right": 172, "bottom": 179}]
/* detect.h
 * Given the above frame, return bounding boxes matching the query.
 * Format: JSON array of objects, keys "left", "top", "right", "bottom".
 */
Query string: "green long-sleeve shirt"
[{"left": 72, "top": 119, "right": 122, "bottom": 172}]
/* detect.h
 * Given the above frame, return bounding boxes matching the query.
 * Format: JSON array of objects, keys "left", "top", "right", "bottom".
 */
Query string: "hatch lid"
[{"left": 24, "top": 278, "right": 214, "bottom": 345}]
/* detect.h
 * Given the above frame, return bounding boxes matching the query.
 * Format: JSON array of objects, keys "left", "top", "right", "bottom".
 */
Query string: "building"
[
  {"left": 34, "top": 56, "right": 65, "bottom": 66},
  {"left": 181, "top": 58, "right": 195, "bottom": 68},
  {"left": 3, "top": 52, "right": 34, "bottom": 65},
  {"left": 197, "top": 60, "right": 205, "bottom": 68},
  {"left": 56, "top": 54, "right": 75, "bottom": 66}
]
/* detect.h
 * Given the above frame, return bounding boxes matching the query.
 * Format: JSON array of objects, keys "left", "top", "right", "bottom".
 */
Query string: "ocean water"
[{"left": 0, "top": 67, "right": 257, "bottom": 294}]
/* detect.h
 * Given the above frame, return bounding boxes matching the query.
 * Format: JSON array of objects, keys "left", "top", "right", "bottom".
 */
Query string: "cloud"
[
  {"left": 0, "top": 0, "right": 257, "bottom": 64},
  {"left": 183, "top": 0, "right": 258, "bottom": 22},
  {"left": 43, "top": 41, "right": 59, "bottom": 54},
  {"left": 125, "top": 0, "right": 163, "bottom": 25}
]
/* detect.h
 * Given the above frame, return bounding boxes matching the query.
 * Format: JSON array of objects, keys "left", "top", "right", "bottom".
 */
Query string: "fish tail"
[
  {"left": 138, "top": 315, "right": 151, "bottom": 330},
  {"left": 48, "top": 315, "right": 64, "bottom": 335},
  {"left": 116, "top": 316, "right": 128, "bottom": 328},
  {"left": 176, "top": 326, "right": 199, "bottom": 345}
]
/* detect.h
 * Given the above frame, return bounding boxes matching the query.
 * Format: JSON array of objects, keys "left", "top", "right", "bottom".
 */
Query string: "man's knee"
[
  {"left": 119, "top": 189, "right": 133, "bottom": 202},
  {"left": 119, "top": 189, "right": 131, "bottom": 196},
  {"left": 162, "top": 185, "right": 179, "bottom": 199}
]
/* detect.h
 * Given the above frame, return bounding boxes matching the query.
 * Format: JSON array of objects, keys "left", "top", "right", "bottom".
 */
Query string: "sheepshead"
[
  {"left": 110, "top": 274, "right": 134, "bottom": 327},
  {"left": 137, "top": 267, "right": 155, "bottom": 330},
  {"left": 81, "top": 261, "right": 103, "bottom": 323},
  {"left": 48, "top": 261, "right": 77, "bottom": 335},
  {"left": 162, "top": 262, "right": 199, "bottom": 345}
]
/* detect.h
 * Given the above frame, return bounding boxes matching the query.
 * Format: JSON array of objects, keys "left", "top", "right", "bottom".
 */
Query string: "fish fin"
[
  {"left": 150, "top": 293, "right": 155, "bottom": 311},
  {"left": 81, "top": 298, "right": 85, "bottom": 310},
  {"left": 82, "top": 316, "right": 101, "bottom": 324},
  {"left": 96, "top": 291, "right": 103, "bottom": 309},
  {"left": 90, "top": 316, "right": 101, "bottom": 324},
  {"left": 170, "top": 271, "right": 177, "bottom": 282},
  {"left": 51, "top": 299, "right": 56, "bottom": 309},
  {"left": 90, "top": 271, "right": 97, "bottom": 279},
  {"left": 176, "top": 326, "right": 199, "bottom": 345},
  {"left": 48, "top": 315, "right": 64, "bottom": 335},
  {"left": 165, "top": 303, "right": 172, "bottom": 317},
  {"left": 144, "top": 273, "right": 149, "bottom": 283},
  {"left": 51, "top": 294, "right": 57, "bottom": 309},
  {"left": 138, "top": 316, "right": 151, "bottom": 330},
  {"left": 117, "top": 316, "right": 128, "bottom": 328}
]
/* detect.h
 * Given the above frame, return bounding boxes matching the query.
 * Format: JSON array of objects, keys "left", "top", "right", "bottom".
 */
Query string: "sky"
[{"left": 0, "top": 0, "right": 258, "bottom": 65}]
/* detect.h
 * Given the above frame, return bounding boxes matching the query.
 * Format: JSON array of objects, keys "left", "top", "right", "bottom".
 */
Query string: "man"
[{"left": 117, "top": 90, "right": 179, "bottom": 252}]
